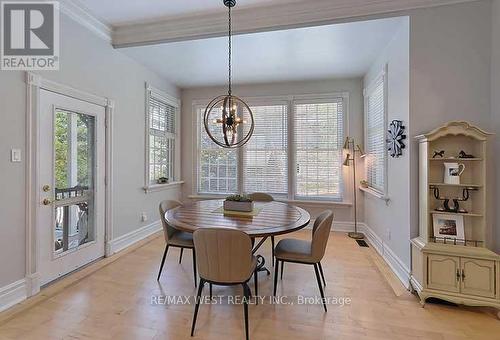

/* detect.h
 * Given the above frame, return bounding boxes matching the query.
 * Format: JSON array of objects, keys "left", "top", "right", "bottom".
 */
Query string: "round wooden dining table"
[
  {"left": 165, "top": 199, "right": 311, "bottom": 274},
  {"left": 165, "top": 199, "right": 310, "bottom": 238}
]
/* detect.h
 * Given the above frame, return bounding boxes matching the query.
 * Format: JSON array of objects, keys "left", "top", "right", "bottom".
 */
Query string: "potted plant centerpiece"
[{"left": 224, "top": 194, "right": 254, "bottom": 212}]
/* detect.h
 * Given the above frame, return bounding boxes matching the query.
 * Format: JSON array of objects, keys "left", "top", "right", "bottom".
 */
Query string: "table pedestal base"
[{"left": 256, "top": 255, "right": 271, "bottom": 275}]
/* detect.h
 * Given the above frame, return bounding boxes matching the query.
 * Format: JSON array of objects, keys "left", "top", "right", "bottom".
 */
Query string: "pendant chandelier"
[{"left": 203, "top": 0, "right": 254, "bottom": 148}]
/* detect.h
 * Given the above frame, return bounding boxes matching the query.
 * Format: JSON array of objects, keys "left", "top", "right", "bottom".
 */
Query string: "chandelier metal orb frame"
[{"left": 203, "top": 0, "right": 254, "bottom": 149}]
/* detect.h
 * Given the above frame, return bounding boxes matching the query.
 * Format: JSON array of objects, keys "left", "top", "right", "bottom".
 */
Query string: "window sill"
[
  {"left": 359, "top": 186, "right": 389, "bottom": 202},
  {"left": 276, "top": 198, "right": 351, "bottom": 207},
  {"left": 188, "top": 194, "right": 352, "bottom": 207},
  {"left": 188, "top": 194, "right": 229, "bottom": 200},
  {"left": 143, "top": 181, "right": 184, "bottom": 193}
]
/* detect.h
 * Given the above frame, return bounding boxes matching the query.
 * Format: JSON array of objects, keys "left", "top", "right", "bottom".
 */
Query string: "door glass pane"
[{"left": 54, "top": 110, "right": 95, "bottom": 254}]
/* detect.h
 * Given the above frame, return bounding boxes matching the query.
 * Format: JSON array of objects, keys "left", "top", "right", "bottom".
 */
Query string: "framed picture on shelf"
[{"left": 432, "top": 214, "right": 465, "bottom": 244}]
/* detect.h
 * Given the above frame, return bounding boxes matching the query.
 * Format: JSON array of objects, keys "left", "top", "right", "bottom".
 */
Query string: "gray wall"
[
  {"left": 0, "top": 14, "right": 180, "bottom": 287},
  {"left": 492, "top": 0, "right": 500, "bottom": 252},
  {"left": 408, "top": 1, "right": 494, "bottom": 252},
  {"left": 363, "top": 19, "right": 410, "bottom": 268},
  {"left": 180, "top": 78, "right": 364, "bottom": 223},
  {"left": 361, "top": 0, "right": 494, "bottom": 271}
]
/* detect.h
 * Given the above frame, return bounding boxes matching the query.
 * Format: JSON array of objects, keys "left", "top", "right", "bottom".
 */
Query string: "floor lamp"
[{"left": 343, "top": 137, "right": 365, "bottom": 240}]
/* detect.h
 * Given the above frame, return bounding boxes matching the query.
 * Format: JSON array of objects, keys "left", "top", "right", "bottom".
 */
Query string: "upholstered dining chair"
[
  {"left": 247, "top": 192, "right": 275, "bottom": 266},
  {"left": 273, "top": 210, "right": 333, "bottom": 312},
  {"left": 157, "top": 200, "right": 197, "bottom": 287},
  {"left": 191, "top": 228, "right": 258, "bottom": 340}
]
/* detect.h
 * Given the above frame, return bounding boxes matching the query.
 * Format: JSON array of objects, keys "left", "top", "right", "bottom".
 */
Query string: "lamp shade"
[
  {"left": 356, "top": 144, "right": 366, "bottom": 158},
  {"left": 343, "top": 154, "right": 351, "bottom": 166},
  {"left": 343, "top": 137, "right": 351, "bottom": 150}
]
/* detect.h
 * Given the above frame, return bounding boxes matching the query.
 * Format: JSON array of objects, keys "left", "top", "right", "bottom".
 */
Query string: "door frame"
[{"left": 25, "top": 72, "right": 114, "bottom": 297}]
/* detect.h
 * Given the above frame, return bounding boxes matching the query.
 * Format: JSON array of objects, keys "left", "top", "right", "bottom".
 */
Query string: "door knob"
[
  {"left": 42, "top": 198, "right": 52, "bottom": 206},
  {"left": 42, "top": 185, "right": 51, "bottom": 192}
]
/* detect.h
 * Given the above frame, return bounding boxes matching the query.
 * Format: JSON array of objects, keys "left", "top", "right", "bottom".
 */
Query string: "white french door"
[{"left": 37, "top": 89, "right": 106, "bottom": 286}]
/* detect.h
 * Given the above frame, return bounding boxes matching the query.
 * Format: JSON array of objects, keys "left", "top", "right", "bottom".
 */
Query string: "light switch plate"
[{"left": 11, "top": 149, "right": 21, "bottom": 162}]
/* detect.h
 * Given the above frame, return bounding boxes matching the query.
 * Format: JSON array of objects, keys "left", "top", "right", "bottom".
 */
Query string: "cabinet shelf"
[
  {"left": 431, "top": 211, "right": 483, "bottom": 217},
  {"left": 429, "top": 236, "right": 484, "bottom": 247},
  {"left": 429, "top": 183, "right": 482, "bottom": 188},
  {"left": 429, "top": 158, "right": 483, "bottom": 161}
]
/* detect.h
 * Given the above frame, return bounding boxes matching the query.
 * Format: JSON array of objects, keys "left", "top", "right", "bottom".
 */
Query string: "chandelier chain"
[{"left": 228, "top": 5, "right": 232, "bottom": 96}]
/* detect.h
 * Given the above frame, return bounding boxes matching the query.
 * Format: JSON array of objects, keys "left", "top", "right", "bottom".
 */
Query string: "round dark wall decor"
[{"left": 387, "top": 120, "right": 406, "bottom": 158}]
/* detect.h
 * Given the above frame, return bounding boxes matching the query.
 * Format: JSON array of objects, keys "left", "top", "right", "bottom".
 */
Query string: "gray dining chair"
[
  {"left": 191, "top": 228, "right": 258, "bottom": 340},
  {"left": 157, "top": 200, "right": 197, "bottom": 287},
  {"left": 273, "top": 210, "right": 333, "bottom": 312},
  {"left": 247, "top": 192, "right": 276, "bottom": 266}
]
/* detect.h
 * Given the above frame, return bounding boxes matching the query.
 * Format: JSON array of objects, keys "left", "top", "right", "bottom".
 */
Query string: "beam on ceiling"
[{"left": 112, "top": 0, "right": 479, "bottom": 48}]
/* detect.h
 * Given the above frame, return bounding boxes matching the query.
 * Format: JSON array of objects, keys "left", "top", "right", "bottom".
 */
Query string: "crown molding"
[
  {"left": 59, "top": 0, "right": 112, "bottom": 42},
  {"left": 112, "top": 0, "right": 479, "bottom": 48}
]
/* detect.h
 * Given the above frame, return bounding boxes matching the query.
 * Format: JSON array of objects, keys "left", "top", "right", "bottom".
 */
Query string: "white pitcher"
[{"left": 443, "top": 162, "right": 465, "bottom": 184}]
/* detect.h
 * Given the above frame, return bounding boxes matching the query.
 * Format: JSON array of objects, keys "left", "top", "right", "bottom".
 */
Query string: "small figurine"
[
  {"left": 458, "top": 150, "right": 475, "bottom": 159},
  {"left": 432, "top": 187, "right": 473, "bottom": 214},
  {"left": 433, "top": 150, "right": 445, "bottom": 158}
]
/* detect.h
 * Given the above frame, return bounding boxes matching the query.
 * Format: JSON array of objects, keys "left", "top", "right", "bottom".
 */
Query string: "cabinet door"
[
  {"left": 460, "top": 259, "right": 496, "bottom": 298},
  {"left": 427, "top": 254, "right": 460, "bottom": 293}
]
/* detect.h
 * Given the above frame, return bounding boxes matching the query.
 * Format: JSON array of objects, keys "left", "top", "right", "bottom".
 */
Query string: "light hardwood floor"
[{"left": 0, "top": 231, "right": 499, "bottom": 340}]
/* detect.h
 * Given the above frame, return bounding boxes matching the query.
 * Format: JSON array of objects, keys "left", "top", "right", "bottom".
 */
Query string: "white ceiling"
[
  {"left": 121, "top": 17, "right": 405, "bottom": 88},
  {"left": 80, "top": 0, "right": 305, "bottom": 26}
]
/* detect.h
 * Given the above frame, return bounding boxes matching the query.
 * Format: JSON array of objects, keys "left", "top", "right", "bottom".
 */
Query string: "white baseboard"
[
  {"left": 410, "top": 275, "right": 423, "bottom": 293},
  {"left": 333, "top": 221, "right": 363, "bottom": 233},
  {"left": 0, "top": 279, "right": 27, "bottom": 313},
  {"left": 360, "top": 223, "right": 411, "bottom": 289},
  {"left": 107, "top": 220, "right": 162, "bottom": 255}
]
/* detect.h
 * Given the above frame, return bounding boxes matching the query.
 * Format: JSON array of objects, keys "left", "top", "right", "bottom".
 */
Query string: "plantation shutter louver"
[
  {"left": 243, "top": 104, "right": 288, "bottom": 196},
  {"left": 148, "top": 96, "right": 176, "bottom": 184},
  {"left": 198, "top": 107, "right": 238, "bottom": 194},
  {"left": 294, "top": 100, "right": 344, "bottom": 200},
  {"left": 365, "top": 75, "right": 386, "bottom": 193}
]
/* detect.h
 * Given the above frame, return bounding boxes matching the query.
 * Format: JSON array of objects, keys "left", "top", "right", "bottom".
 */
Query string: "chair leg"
[
  {"left": 192, "top": 248, "right": 197, "bottom": 287},
  {"left": 209, "top": 283, "right": 213, "bottom": 299},
  {"left": 254, "top": 269, "right": 258, "bottom": 304},
  {"left": 273, "top": 260, "right": 279, "bottom": 296},
  {"left": 314, "top": 263, "right": 327, "bottom": 312},
  {"left": 191, "top": 278, "right": 205, "bottom": 337},
  {"left": 179, "top": 248, "right": 184, "bottom": 264},
  {"left": 242, "top": 283, "right": 250, "bottom": 340},
  {"left": 318, "top": 261, "right": 326, "bottom": 287},
  {"left": 157, "top": 244, "right": 169, "bottom": 281},
  {"left": 271, "top": 236, "right": 275, "bottom": 267},
  {"left": 280, "top": 261, "right": 284, "bottom": 280}
]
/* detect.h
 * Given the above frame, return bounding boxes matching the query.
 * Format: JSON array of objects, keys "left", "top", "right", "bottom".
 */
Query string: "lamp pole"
[{"left": 345, "top": 138, "right": 365, "bottom": 240}]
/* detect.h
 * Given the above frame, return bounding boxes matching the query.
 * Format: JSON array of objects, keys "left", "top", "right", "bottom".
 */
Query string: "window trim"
[
  {"left": 144, "top": 83, "right": 181, "bottom": 193},
  {"left": 363, "top": 65, "right": 388, "bottom": 197},
  {"left": 192, "top": 92, "right": 350, "bottom": 203}
]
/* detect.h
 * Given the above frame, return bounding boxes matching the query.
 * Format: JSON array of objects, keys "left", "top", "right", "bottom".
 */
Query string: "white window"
[
  {"left": 145, "top": 85, "right": 179, "bottom": 189},
  {"left": 364, "top": 69, "right": 387, "bottom": 194},
  {"left": 294, "top": 100, "right": 344, "bottom": 201},
  {"left": 197, "top": 106, "right": 238, "bottom": 194},
  {"left": 195, "top": 94, "right": 347, "bottom": 201},
  {"left": 243, "top": 104, "right": 288, "bottom": 196}
]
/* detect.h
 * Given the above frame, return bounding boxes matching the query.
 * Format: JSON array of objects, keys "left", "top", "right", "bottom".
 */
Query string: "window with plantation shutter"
[
  {"left": 145, "top": 86, "right": 179, "bottom": 188},
  {"left": 194, "top": 94, "right": 347, "bottom": 201},
  {"left": 243, "top": 104, "right": 288, "bottom": 196},
  {"left": 364, "top": 72, "right": 387, "bottom": 193},
  {"left": 197, "top": 106, "right": 238, "bottom": 194},
  {"left": 294, "top": 100, "right": 344, "bottom": 201}
]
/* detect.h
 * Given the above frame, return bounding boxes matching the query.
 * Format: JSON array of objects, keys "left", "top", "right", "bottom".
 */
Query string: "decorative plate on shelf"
[{"left": 387, "top": 120, "right": 406, "bottom": 158}]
